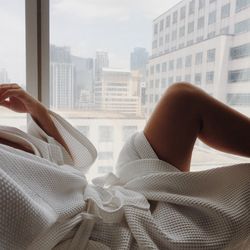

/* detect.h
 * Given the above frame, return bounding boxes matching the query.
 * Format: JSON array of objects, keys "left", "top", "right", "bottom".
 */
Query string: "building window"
[
  {"left": 188, "top": 21, "right": 194, "bottom": 33},
  {"left": 176, "top": 58, "right": 183, "bottom": 69},
  {"left": 166, "top": 15, "right": 171, "bottom": 28},
  {"left": 197, "top": 36, "right": 204, "bottom": 42},
  {"left": 195, "top": 73, "right": 202, "bottom": 85},
  {"left": 176, "top": 76, "right": 182, "bottom": 82},
  {"left": 172, "top": 30, "right": 177, "bottom": 41},
  {"left": 207, "top": 49, "right": 216, "bottom": 62},
  {"left": 208, "top": 31, "right": 216, "bottom": 38},
  {"left": 185, "top": 74, "right": 191, "bottom": 82},
  {"left": 150, "top": 65, "right": 154, "bottom": 74},
  {"left": 173, "top": 11, "right": 178, "bottom": 24},
  {"left": 189, "top": 0, "right": 195, "bottom": 15},
  {"left": 99, "top": 126, "right": 114, "bottom": 142},
  {"left": 179, "top": 26, "right": 185, "bottom": 37},
  {"left": 160, "top": 19, "right": 164, "bottom": 31},
  {"left": 221, "top": 26, "right": 229, "bottom": 35},
  {"left": 122, "top": 126, "right": 137, "bottom": 141},
  {"left": 227, "top": 94, "right": 250, "bottom": 106},
  {"left": 152, "top": 40, "right": 157, "bottom": 49},
  {"left": 180, "top": 6, "right": 186, "bottom": 19},
  {"left": 236, "top": 0, "right": 250, "bottom": 12},
  {"left": 187, "top": 40, "right": 194, "bottom": 46},
  {"left": 230, "top": 43, "right": 250, "bottom": 60},
  {"left": 77, "top": 126, "right": 90, "bottom": 137},
  {"left": 206, "top": 71, "right": 214, "bottom": 83},
  {"left": 155, "top": 94, "right": 159, "bottom": 102},
  {"left": 185, "top": 55, "right": 192, "bottom": 67},
  {"left": 169, "top": 60, "right": 174, "bottom": 70},
  {"left": 235, "top": 18, "right": 250, "bottom": 34},
  {"left": 165, "top": 34, "right": 170, "bottom": 43},
  {"left": 197, "top": 17, "right": 205, "bottom": 30},
  {"left": 168, "top": 77, "right": 174, "bottom": 85},
  {"left": 156, "top": 64, "right": 160, "bottom": 73},
  {"left": 162, "top": 62, "right": 167, "bottom": 72},
  {"left": 98, "top": 152, "right": 113, "bottom": 160},
  {"left": 150, "top": 94, "right": 153, "bottom": 103},
  {"left": 155, "top": 79, "right": 160, "bottom": 88},
  {"left": 159, "top": 37, "right": 163, "bottom": 47},
  {"left": 154, "top": 23, "right": 158, "bottom": 35},
  {"left": 199, "top": 0, "right": 205, "bottom": 9},
  {"left": 208, "top": 11, "right": 216, "bottom": 25},
  {"left": 228, "top": 69, "right": 250, "bottom": 83},
  {"left": 195, "top": 52, "right": 203, "bottom": 65},
  {"left": 161, "top": 78, "right": 167, "bottom": 88},
  {"left": 221, "top": 4, "right": 230, "bottom": 19}
]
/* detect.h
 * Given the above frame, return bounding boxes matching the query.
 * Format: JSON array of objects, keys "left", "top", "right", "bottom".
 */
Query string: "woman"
[{"left": 0, "top": 83, "right": 249, "bottom": 250}]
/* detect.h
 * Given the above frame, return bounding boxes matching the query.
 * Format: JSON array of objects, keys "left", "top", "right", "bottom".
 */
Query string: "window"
[
  {"left": 168, "top": 77, "right": 174, "bottom": 85},
  {"left": 221, "top": 4, "right": 230, "bottom": 19},
  {"left": 199, "top": 0, "right": 205, "bottom": 9},
  {"left": 162, "top": 62, "right": 167, "bottom": 72},
  {"left": 154, "top": 23, "right": 158, "bottom": 34},
  {"left": 188, "top": 22, "right": 194, "bottom": 33},
  {"left": 156, "top": 64, "right": 161, "bottom": 73},
  {"left": 150, "top": 65, "right": 154, "bottom": 74},
  {"left": 172, "top": 30, "right": 177, "bottom": 41},
  {"left": 197, "top": 17, "right": 205, "bottom": 29},
  {"left": 99, "top": 126, "right": 113, "bottom": 142},
  {"left": 228, "top": 69, "right": 250, "bottom": 83},
  {"left": 98, "top": 152, "right": 113, "bottom": 160},
  {"left": 161, "top": 78, "right": 167, "bottom": 88},
  {"left": 0, "top": 0, "right": 26, "bottom": 130},
  {"left": 179, "top": 26, "right": 185, "bottom": 37},
  {"left": 227, "top": 94, "right": 250, "bottom": 106},
  {"left": 185, "top": 74, "right": 191, "bottom": 82},
  {"left": 235, "top": 18, "right": 250, "bottom": 34},
  {"left": 169, "top": 60, "right": 174, "bottom": 70},
  {"left": 159, "top": 37, "right": 163, "bottom": 47},
  {"left": 180, "top": 6, "right": 186, "bottom": 19},
  {"left": 166, "top": 15, "right": 171, "bottom": 28},
  {"left": 208, "top": 11, "right": 216, "bottom": 25},
  {"left": 195, "top": 52, "right": 203, "bottom": 65},
  {"left": 208, "top": 31, "right": 216, "bottom": 38},
  {"left": 189, "top": 0, "right": 195, "bottom": 15},
  {"left": 221, "top": 26, "right": 229, "bottom": 35},
  {"left": 176, "top": 76, "right": 182, "bottom": 82},
  {"left": 176, "top": 58, "right": 183, "bottom": 69},
  {"left": 185, "top": 55, "right": 192, "bottom": 67},
  {"left": 173, "top": 11, "right": 178, "bottom": 24},
  {"left": 122, "top": 126, "right": 137, "bottom": 141},
  {"left": 236, "top": 0, "right": 250, "bottom": 12},
  {"left": 207, "top": 49, "right": 216, "bottom": 62},
  {"left": 160, "top": 19, "right": 164, "bottom": 31},
  {"left": 165, "top": 34, "right": 170, "bottom": 43},
  {"left": 206, "top": 71, "right": 214, "bottom": 83},
  {"left": 155, "top": 79, "right": 160, "bottom": 88},
  {"left": 230, "top": 43, "right": 250, "bottom": 60},
  {"left": 77, "top": 126, "right": 90, "bottom": 137},
  {"left": 152, "top": 40, "right": 157, "bottom": 49},
  {"left": 195, "top": 73, "right": 202, "bottom": 85}
]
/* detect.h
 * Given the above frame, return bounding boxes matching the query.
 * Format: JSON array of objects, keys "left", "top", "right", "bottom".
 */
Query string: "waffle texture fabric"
[{"left": 0, "top": 111, "right": 249, "bottom": 250}]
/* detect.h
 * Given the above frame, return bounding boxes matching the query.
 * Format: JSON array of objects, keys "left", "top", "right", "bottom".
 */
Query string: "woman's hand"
[{"left": 0, "top": 83, "right": 46, "bottom": 117}]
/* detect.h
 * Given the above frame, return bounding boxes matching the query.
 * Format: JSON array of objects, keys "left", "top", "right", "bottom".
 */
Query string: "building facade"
[
  {"left": 146, "top": 0, "right": 250, "bottom": 117},
  {"left": 94, "top": 68, "right": 142, "bottom": 116},
  {"left": 0, "top": 68, "right": 10, "bottom": 83},
  {"left": 95, "top": 51, "right": 109, "bottom": 81}
]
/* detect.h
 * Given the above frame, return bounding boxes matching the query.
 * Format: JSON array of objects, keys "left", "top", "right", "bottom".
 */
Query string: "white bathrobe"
[{"left": 0, "top": 112, "right": 249, "bottom": 250}]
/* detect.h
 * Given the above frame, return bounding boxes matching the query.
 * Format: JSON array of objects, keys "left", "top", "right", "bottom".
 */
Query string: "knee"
[{"left": 163, "top": 82, "right": 200, "bottom": 104}]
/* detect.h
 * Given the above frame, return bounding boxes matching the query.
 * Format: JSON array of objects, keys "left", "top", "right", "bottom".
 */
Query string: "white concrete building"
[
  {"left": 94, "top": 68, "right": 142, "bottom": 116},
  {"left": 146, "top": 0, "right": 250, "bottom": 117}
]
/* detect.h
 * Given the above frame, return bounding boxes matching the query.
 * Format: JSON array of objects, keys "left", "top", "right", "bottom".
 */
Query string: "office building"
[
  {"left": 146, "top": 0, "right": 250, "bottom": 117},
  {"left": 95, "top": 51, "right": 109, "bottom": 81}
]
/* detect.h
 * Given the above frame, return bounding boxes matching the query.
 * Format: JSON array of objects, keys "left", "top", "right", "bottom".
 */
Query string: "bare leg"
[{"left": 144, "top": 83, "right": 250, "bottom": 172}]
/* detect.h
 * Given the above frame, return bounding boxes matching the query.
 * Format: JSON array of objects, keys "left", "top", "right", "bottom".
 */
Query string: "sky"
[{"left": 0, "top": 0, "right": 177, "bottom": 84}]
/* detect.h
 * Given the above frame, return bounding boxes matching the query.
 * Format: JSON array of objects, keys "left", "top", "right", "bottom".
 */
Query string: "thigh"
[{"left": 144, "top": 83, "right": 202, "bottom": 172}]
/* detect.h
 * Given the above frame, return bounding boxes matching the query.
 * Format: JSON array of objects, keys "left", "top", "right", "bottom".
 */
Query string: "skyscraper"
[
  {"left": 95, "top": 51, "right": 109, "bottom": 81},
  {"left": 0, "top": 68, "right": 10, "bottom": 83},
  {"left": 50, "top": 45, "right": 74, "bottom": 110},
  {"left": 130, "top": 47, "right": 149, "bottom": 79}
]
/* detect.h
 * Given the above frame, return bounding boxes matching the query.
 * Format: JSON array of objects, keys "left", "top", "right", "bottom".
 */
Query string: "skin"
[
  {"left": 0, "top": 83, "right": 71, "bottom": 156},
  {"left": 144, "top": 82, "right": 250, "bottom": 172}
]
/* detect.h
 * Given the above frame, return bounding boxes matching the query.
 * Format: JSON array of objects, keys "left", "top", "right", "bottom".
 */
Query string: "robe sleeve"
[{"left": 27, "top": 110, "right": 97, "bottom": 173}]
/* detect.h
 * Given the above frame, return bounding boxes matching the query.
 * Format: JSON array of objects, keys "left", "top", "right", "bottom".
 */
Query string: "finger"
[
  {"left": 0, "top": 100, "right": 11, "bottom": 108},
  {"left": 0, "top": 84, "right": 20, "bottom": 95},
  {"left": 0, "top": 89, "right": 23, "bottom": 103}
]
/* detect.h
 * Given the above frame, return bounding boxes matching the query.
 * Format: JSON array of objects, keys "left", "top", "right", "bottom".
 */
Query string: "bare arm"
[{"left": 0, "top": 83, "right": 71, "bottom": 156}]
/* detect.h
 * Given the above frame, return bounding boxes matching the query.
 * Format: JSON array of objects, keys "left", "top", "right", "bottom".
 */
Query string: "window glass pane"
[
  {"left": 50, "top": 0, "right": 250, "bottom": 176},
  {"left": 0, "top": 0, "right": 26, "bottom": 130}
]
